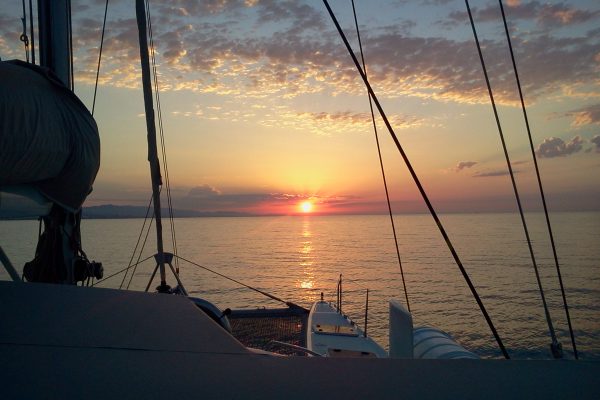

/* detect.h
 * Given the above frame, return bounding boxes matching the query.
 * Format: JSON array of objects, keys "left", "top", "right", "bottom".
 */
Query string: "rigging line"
[
  {"left": 337, "top": 273, "right": 369, "bottom": 291},
  {"left": 145, "top": 0, "right": 179, "bottom": 274},
  {"left": 146, "top": 18, "right": 180, "bottom": 277},
  {"left": 498, "top": 0, "right": 577, "bottom": 359},
  {"left": 126, "top": 210, "right": 155, "bottom": 290},
  {"left": 28, "top": 0, "right": 34, "bottom": 64},
  {"left": 174, "top": 255, "right": 291, "bottom": 306},
  {"left": 466, "top": 0, "right": 560, "bottom": 358},
  {"left": 119, "top": 193, "right": 153, "bottom": 289},
  {"left": 92, "top": 254, "right": 155, "bottom": 286},
  {"left": 350, "top": 0, "right": 410, "bottom": 313},
  {"left": 19, "top": 0, "right": 29, "bottom": 62},
  {"left": 92, "top": 0, "right": 109, "bottom": 116},
  {"left": 322, "top": 0, "right": 509, "bottom": 359}
]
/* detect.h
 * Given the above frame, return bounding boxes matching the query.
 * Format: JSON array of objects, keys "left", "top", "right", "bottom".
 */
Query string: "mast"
[
  {"left": 37, "top": 0, "right": 77, "bottom": 284},
  {"left": 135, "top": 0, "right": 169, "bottom": 293},
  {"left": 37, "top": 0, "right": 72, "bottom": 89}
]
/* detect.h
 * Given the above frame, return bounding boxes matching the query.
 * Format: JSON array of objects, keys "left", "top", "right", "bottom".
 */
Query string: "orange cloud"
[{"left": 567, "top": 104, "right": 600, "bottom": 126}]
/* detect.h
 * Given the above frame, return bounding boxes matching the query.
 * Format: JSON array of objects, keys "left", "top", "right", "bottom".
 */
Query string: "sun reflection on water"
[
  {"left": 300, "top": 280, "right": 313, "bottom": 289},
  {"left": 298, "top": 217, "right": 315, "bottom": 294}
]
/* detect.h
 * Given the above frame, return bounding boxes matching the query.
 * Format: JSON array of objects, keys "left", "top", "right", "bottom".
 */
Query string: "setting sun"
[{"left": 300, "top": 201, "right": 313, "bottom": 213}]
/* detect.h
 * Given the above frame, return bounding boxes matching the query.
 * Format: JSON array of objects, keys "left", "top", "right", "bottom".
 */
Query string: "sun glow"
[{"left": 300, "top": 201, "right": 313, "bottom": 213}]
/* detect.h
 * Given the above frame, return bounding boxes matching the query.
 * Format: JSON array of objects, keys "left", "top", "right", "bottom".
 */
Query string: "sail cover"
[{"left": 0, "top": 60, "right": 100, "bottom": 212}]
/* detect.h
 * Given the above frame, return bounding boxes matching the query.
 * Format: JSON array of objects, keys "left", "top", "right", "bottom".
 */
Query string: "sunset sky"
[{"left": 1, "top": 0, "right": 599, "bottom": 215}]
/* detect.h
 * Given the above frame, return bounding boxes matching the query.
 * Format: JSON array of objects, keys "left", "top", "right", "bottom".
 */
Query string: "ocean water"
[{"left": 1, "top": 212, "right": 599, "bottom": 360}]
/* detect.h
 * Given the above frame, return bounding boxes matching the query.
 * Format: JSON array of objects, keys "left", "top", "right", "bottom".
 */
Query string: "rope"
[
  {"left": 91, "top": 254, "right": 155, "bottom": 286},
  {"left": 119, "top": 193, "right": 154, "bottom": 289},
  {"left": 145, "top": 1, "right": 180, "bottom": 275},
  {"left": 322, "top": 0, "right": 509, "bottom": 359},
  {"left": 466, "top": 0, "right": 560, "bottom": 358},
  {"left": 350, "top": 0, "right": 410, "bottom": 313},
  {"left": 174, "top": 255, "right": 290, "bottom": 306},
  {"left": 92, "top": 0, "right": 109, "bottom": 116},
  {"left": 19, "top": 0, "right": 30, "bottom": 62},
  {"left": 498, "top": 0, "right": 577, "bottom": 359}
]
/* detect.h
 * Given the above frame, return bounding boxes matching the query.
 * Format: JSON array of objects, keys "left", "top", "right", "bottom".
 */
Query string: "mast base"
[{"left": 156, "top": 283, "right": 172, "bottom": 294}]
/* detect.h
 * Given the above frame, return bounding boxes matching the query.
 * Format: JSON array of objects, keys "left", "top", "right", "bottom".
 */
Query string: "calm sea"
[{"left": 1, "top": 212, "right": 599, "bottom": 360}]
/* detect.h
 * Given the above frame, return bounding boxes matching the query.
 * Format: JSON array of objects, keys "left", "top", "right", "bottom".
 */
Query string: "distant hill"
[{"left": 82, "top": 204, "right": 252, "bottom": 219}]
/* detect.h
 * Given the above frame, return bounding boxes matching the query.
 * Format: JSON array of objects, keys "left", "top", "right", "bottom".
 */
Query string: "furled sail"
[{"left": 0, "top": 60, "right": 100, "bottom": 212}]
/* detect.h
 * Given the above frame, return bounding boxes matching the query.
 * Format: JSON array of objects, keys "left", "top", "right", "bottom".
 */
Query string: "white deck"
[
  {"left": 307, "top": 300, "right": 390, "bottom": 358},
  {"left": 1, "top": 281, "right": 599, "bottom": 399}
]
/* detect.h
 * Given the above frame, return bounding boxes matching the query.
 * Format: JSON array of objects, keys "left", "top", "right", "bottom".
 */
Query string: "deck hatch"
[{"left": 313, "top": 323, "right": 359, "bottom": 336}]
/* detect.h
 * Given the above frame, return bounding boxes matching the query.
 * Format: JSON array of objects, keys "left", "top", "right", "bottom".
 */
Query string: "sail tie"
[
  {"left": 19, "top": 0, "right": 30, "bottom": 63},
  {"left": 28, "top": 0, "right": 35, "bottom": 64}
]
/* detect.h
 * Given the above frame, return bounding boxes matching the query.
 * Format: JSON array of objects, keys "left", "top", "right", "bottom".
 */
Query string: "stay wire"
[
  {"left": 175, "top": 255, "right": 294, "bottom": 307},
  {"left": 92, "top": 254, "right": 155, "bottom": 287},
  {"left": 126, "top": 199, "right": 156, "bottom": 290},
  {"left": 92, "top": 0, "right": 109, "bottom": 116},
  {"left": 323, "top": 0, "right": 509, "bottom": 359},
  {"left": 145, "top": 1, "right": 179, "bottom": 275},
  {"left": 498, "top": 0, "right": 577, "bottom": 359},
  {"left": 466, "top": 0, "right": 560, "bottom": 357},
  {"left": 126, "top": 216, "right": 154, "bottom": 290},
  {"left": 119, "top": 193, "right": 153, "bottom": 289},
  {"left": 350, "top": 0, "right": 410, "bottom": 313}
]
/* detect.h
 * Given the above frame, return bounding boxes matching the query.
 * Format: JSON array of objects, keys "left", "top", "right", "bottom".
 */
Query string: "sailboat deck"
[{"left": 2, "top": 281, "right": 598, "bottom": 399}]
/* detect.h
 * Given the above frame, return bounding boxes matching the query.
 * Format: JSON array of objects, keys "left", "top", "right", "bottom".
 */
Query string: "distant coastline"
[
  {"left": 81, "top": 204, "right": 599, "bottom": 219},
  {"left": 82, "top": 204, "right": 253, "bottom": 219}
]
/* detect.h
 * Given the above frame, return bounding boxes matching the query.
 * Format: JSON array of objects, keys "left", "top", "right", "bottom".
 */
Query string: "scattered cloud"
[
  {"left": 46, "top": 0, "right": 597, "bottom": 108},
  {"left": 566, "top": 104, "right": 600, "bottom": 126},
  {"left": 536, "top": 135, "right": 584, "bottom": 158},
  {"left": 271, "top": 110, "right": 423, "bottom": 136},
  {"left": 466, "top": 160, "right": 528, "bottom": 176},
  {"left": 446, "top": 1, "right": 600, "bottom": 27},
  {"left": 591, "top": 135, "right": 600, "bottom": 153},
  {"left": 454, "top": 161, "right": 477, "bottom": 172},
  {"left": 255, "top": 0, "right": 325, "bottom": 34},
  {"left": 512, "top": 160, "right": 529, "bottom": 165},
  {"left": 472, "top": 169, "right": 517, "bottom": 178},
  {"left": 188, "top": 184, "right": 221, "bottom": 197}
]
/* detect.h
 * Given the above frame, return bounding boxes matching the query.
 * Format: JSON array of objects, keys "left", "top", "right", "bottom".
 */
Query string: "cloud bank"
[{"left": 43, "top": 1, "right": 597, "bottom": 107}]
